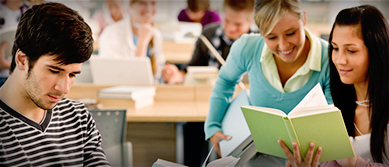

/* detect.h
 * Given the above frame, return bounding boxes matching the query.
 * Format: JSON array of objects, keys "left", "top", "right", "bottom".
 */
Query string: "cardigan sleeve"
[{"left": 204, "top": 35, "right": 251, "bottom": 140}]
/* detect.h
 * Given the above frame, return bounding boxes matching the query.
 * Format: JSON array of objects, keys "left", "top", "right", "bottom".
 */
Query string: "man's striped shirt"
[{"left": 0, "top": 98, "right": 110, "bottom": 166}]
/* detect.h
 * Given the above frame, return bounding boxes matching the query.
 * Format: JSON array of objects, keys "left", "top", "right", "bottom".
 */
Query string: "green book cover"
[{"left": 241, "top": 105, "right": 355, "bottom": 162}]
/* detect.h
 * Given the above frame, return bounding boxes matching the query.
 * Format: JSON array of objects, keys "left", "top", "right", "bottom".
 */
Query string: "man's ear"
[{"left": 15, "top": 50, "right": 28, "bottom": 71}]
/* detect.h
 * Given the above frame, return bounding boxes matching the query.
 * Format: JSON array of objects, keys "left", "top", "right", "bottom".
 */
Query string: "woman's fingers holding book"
[
  {"left": 312, "top": 146, "right": 322, "bottom": 166},
  {"left": 278, "top": 140, "right": 321, "bottom": 167},
  {"left": 303, "top": 142, "right": 315, "bottom": 165},
  {"left": 303, "top": 142, "right": 322, "bottom": 167},
  {"left": 292, "top": 142, "right": 302, "bottom": 165},
  {"left": 278, "top": 140, "right": 295, "bottom": 164}
]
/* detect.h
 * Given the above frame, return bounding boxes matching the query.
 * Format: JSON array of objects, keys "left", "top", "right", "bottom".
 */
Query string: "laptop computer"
[{"left": 89, "top": 56, "right": 154, "bottom": 85}]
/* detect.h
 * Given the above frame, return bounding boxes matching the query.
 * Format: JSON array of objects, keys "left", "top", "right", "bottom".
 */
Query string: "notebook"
[
  {"left": 89, "top": 56, "right": 154, "bottom": 85},
  {"left": 219, "top": 89, "right": 251, "bottom": 158}
]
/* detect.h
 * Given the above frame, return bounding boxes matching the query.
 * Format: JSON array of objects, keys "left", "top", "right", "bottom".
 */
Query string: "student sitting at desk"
[
  {"left": 279, "top": 5, "right": 389, "bottom": 167},
  {"left": 0, "top": 2, "right": 109, "bottom": 166},
  {"left": 98, "top": 0, "right": 165, "bottom": 83},
  {"left": 204, "top": 0, "right": 333, "bottom": 166},
  {"left": 177, "top": 0, "right": 222, "bottom": 28},
  {"left": 162, "top": 0, "right": 258, "bottom": 84}
]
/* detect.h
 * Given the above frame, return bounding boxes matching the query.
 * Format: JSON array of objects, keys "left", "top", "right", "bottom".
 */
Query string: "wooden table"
[
  {"left": 162, "top": 41, "right": 195, "bottom": 64},
  {"left": 66, "top": 84, "right": 213, "bottom": 122},
  {"left": 66, "top": 83, "right": 246, "bottom": 166},
  {"left": 66, "top": 83, "right": 215, "bottom": 166}
]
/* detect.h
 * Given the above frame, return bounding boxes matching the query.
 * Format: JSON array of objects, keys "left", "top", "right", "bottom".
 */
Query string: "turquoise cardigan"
[{"left": 204, "top": 34, "right": 333, "bottom": 140}]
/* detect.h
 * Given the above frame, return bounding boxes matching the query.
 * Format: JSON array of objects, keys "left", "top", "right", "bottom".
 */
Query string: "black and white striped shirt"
[{"left": 0, "top": 98, "right": 111, "bottom": 166}]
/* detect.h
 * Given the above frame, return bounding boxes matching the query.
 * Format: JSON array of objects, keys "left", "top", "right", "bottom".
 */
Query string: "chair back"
[{"left": 90, "top": 109, "right": 127, "bottom": 149}]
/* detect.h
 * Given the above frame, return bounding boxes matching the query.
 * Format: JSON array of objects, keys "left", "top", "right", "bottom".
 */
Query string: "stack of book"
[{"left": 97, "top": 85, "right": 156, "bottom": 110}]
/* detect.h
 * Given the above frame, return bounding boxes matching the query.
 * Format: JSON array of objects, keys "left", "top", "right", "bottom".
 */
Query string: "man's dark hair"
[
  {"left": 10, "top": 2, "right": 93, "bottom": 73},
  {"left": 223, "top": 0, "right": 255, "bottom": 12},
  {"left": 187, "top": 0, "right": 209, "bottom": 12}
]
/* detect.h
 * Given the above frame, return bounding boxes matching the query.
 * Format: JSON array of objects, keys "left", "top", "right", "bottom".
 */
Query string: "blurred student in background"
[
  {"left": 163, "top": 0, "right": 258, "bottom": 84},
  {"left": 92, "top": 0, "right": 130, "bottom": 36},
  {"left": 204, "top": 0, "right": 334, "bottom": 166},
  {"left": 99, "top": 0, "right": 166, "bottom": 84},
  {"left": 279, "top": 5, "right": 389, "bottom": 167},
  {"left": 0, "top": 0, "right": 29, "bottom": 87},
  {"left": 178, "top": 0, "right": 221, "bottom": 28},
  {"left": 0, "top": 0, "right": 29, "bottom": 30}
]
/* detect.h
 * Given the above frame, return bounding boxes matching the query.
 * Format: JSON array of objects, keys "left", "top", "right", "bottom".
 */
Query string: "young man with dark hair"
[
  {"left": 0, "top": 2, "right": 110, "bottom": 166},
  {"left": 163, "top": 0, "right": 258, "bottom": 84}
]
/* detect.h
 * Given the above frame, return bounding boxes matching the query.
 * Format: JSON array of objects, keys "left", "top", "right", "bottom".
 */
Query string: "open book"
[{"left": 240, "top": 84, "right": 355, "bottom": 162}]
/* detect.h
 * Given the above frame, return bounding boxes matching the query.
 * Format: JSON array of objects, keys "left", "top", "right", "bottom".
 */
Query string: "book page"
[
  {"left": 206, "top": 156, "right": 240, "bottom": 167},
  {"left": 242, "top": 105, "right": 286, "bottom": 117},
  {"left": 290, "top": 83, "right": 328, "bottom": 113},
  {"left": 288, "top": 105, "right": 337, "bottom": 118}
]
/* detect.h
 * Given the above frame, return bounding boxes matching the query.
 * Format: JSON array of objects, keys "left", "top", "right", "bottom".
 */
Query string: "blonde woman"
[
  {"left": 98, "top": 0, "right": 165, "bottom": 83},
  {"left": 204, "top": 0, "right": 333, "bottom": 166}
]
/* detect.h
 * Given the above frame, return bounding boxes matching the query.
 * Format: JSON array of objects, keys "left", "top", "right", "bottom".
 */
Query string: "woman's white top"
[{"left": 350, "top": 124, "right": 389, "bottom": 165}]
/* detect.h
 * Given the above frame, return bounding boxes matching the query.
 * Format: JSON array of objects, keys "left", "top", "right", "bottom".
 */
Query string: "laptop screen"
[{"left": 89, "top": 56, "right": 154, "bottom": 85}]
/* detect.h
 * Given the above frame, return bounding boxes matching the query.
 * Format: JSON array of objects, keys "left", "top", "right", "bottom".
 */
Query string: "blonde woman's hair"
[{"left": 255, "top": 0, "right": 303, "bottom": 36}]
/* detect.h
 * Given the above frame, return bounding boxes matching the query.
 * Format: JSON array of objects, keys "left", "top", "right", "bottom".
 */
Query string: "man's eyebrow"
[
  {"left": 47, "top": 65, "right": 65, "bottom": 71},
  {"left": 47, "top": 65, "right": 81, "bottom": 74}
]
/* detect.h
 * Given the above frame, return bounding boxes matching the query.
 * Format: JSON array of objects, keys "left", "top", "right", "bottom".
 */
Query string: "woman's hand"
[
  {"left": 135, "top": 15, "right": 154, "bottom": 45},
  {"left": 209, "top": 131, "right": 231, "bottom": 156},
  {"left": 279, "top": 140, "right": 322, "bottom": 167}
]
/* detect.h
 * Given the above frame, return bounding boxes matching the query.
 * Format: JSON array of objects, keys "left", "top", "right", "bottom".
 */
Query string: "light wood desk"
[
  {"left": 66, "top": 84, "right": 215, "bottom": 166},
  {"left": 66, "top": 84, "right": 213, "bottom": 122},
  {"left": 162, "top": 41, "right": 195, "bottom": 64}
]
